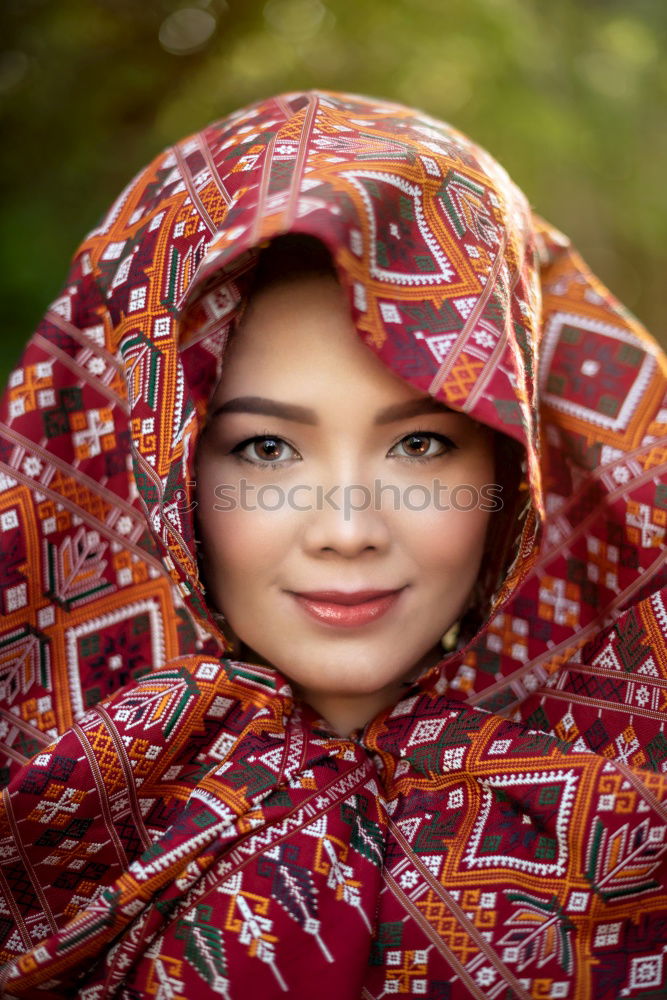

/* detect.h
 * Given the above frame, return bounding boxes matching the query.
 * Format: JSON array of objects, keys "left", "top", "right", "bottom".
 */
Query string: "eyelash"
[
  {"left": 393, "top": 431, "right": 458, "bottom": 464},
  {"left": 229, "top": 429, "right": 458, "bottom": 468},
  {"left": 230, "top": 433, "right": 299, "bottom": 469}
]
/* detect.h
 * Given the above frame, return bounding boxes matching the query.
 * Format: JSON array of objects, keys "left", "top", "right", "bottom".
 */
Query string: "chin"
[{"left": 295, "top": 659, "right": 415, "bottom": 698}]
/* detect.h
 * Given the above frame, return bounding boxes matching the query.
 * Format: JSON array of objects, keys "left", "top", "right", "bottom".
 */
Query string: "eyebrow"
[{"left": 210, "top": 395, "right": 452, "bottom": 424}]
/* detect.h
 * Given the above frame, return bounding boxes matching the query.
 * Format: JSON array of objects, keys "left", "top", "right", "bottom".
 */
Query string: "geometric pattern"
[
  {"left": 463, "top": 768, "right": 579, "bottom": 876},
  {"left": 0, "top": 90, "right": 666, "bottom": 997},
  {"left": 540, "top": 313, "right": 658, "bottom": 433}
]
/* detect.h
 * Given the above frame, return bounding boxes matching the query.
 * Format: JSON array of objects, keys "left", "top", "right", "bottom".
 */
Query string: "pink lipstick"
[{"left": 290, "top": 589, "right": 404, "bottom": 628}]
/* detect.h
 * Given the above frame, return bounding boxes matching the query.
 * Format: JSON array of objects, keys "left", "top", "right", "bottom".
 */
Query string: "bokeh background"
[{"left": 2, "top": 0, "right": 666, "bottom": 383}]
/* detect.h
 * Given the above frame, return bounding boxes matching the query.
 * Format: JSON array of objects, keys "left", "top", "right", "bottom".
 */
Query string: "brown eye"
[
  {"left": 403, "top": 434, "right": 431, "bottom": 456},
  {"left": 390, "top": 432, "right": 456, "bottom": 460},
  {"left": 253, "top": 438, "right": 284, "bottom": 461},
  {"left": 232, "top": 435, "right": 300, "bottom": 466}
]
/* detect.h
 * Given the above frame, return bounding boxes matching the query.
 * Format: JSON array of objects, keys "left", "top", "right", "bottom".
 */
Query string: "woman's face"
[{"left": 196, "top": 274, "right": 496, "bottom": 735}]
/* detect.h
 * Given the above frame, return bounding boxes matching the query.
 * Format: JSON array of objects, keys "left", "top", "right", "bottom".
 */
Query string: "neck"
[
  {"left": 295, "top": 643, "right": 444, "bottom": 738},
  {"left": 300, "top": 688, "right": 401, "bottom": 738},
  {"left": 236, "top": 641, "right": 444, "bottom": 738}
]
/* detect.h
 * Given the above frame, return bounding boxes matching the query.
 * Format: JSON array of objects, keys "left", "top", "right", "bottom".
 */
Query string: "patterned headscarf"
[{"left": 0, "top": 91, "right": 666, "bottom": 997}]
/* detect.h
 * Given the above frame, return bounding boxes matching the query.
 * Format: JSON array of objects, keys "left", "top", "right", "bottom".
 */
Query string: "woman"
[
  {"left": 0, "top": 90, "right": 665, "bottom": 998},
  {"left": 194, "top": 232, "right": 519, "bottom": 738}
]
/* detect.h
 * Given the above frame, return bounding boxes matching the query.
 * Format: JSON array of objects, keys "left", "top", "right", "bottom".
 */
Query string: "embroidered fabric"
[{"left": 0, "top": 90, "right": 666, "bottom": 998}]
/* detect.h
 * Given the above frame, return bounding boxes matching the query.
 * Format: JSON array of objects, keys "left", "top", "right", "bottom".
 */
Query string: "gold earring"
[
  {"left": 441, "top": 621, "right": 460, "bottom": 653},
  {"left": 211, "top": 610, "right": 243, "bottom": 658}
]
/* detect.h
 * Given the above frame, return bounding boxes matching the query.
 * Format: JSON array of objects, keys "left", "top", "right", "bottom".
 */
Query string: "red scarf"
[{"left": 0, "top": 91, "right": 666, "bottom": 998}]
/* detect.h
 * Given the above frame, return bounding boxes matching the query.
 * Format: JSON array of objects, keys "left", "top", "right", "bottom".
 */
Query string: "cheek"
[
  {"left": 404, "top": 447, "right": 495, "bottom": 567},
  {"left": 414, "top": 505, "right": 491, "bottom": 577},
  {"left": 197, "top": 502, "right": 294, "bottom": 607}
]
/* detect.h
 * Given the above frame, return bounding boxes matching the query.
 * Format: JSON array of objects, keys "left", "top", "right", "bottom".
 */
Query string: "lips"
[{"left": 289, "top": 588, "right": 405, "bottom": 627}]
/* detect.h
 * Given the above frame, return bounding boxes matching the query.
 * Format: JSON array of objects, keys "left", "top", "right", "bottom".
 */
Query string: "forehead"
[{"left": 211, "top": 273, "right": 431, "bottom": 410}]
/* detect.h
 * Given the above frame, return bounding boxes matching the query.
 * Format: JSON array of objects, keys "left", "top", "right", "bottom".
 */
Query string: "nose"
[{"left": 301, "top": 480, "right": 391, "bottom": 558}]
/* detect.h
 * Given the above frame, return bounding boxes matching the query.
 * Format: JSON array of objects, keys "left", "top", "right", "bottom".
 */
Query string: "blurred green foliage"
[{"left": 2, "top": 0, "right": 666, "bottom": 382}]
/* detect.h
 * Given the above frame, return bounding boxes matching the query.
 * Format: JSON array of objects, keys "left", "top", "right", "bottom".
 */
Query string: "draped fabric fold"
[{"left": 1, "top": 90, "right": 666, "bottom": 997}]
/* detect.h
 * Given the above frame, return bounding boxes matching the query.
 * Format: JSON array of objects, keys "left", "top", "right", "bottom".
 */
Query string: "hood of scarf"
[
  {"left": 2, "top": 90, "right": 667, "bottom": 998},
  {"left": 1, "top": 90, "right": 666, "bottom": 730},
  {"left": 0, "top": 92, "right": 664, "bottom": 732}
]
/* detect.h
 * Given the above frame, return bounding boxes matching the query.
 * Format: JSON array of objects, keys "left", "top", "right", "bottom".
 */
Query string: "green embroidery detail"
[
  {"left": 175, "top": 903, "right": 228, "bottom": 990},
  {"left": 535, "top": 836, "right": 557, "bottom": 859},
  {"left": 369, "top": 921, "right": 403, "bottom": 965}
]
